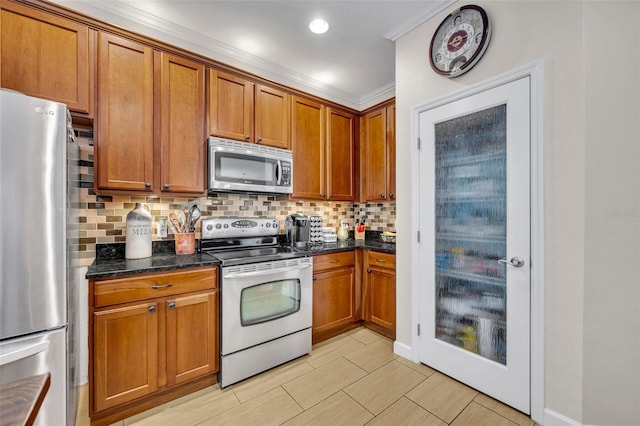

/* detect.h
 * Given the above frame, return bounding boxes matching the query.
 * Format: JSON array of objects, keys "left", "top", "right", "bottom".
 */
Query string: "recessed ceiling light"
[{"left": 309, "top": 18, "right": 329, "bottom": 35}]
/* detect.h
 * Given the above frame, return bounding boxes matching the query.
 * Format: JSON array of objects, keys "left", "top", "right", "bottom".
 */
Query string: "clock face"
[{"left": 429, "top": 5, "right": 491, "bottom": 78}]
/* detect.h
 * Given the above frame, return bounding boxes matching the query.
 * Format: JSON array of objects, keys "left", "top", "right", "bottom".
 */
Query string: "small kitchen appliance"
[
  {"left": 285, "top": 213, "right": 310, "bottom": 248},
  {"left": 200, "top": 217, "right": 312, "bottom": 387},
  {"left": 208, "top": 137, "right": 293, "bottom": 194}
]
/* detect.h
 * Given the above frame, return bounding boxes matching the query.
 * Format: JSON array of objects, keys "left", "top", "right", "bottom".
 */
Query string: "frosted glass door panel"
[{"left": 434, "top": 105, "right": 507, "bottom": 364}]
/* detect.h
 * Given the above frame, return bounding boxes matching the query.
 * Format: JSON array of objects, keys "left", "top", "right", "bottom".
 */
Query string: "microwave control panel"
[{"left": 280, "top": 162, "right": 291, "bottom": 186}]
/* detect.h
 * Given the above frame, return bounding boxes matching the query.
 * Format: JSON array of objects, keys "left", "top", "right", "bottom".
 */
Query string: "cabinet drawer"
[
  {"left": 313, "top": 251, "right": 355, "bottom": 272},
  {"left": 94, "top": 267, "right": 217, "bottom": 307},
  {"left": 366, "top": 251, "right": 395, "bottom": 271}
]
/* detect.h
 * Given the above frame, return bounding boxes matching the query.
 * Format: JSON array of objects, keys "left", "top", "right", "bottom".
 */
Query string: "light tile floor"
[{"left": 76, "top": 328, "right": 536, "bottom": 426}]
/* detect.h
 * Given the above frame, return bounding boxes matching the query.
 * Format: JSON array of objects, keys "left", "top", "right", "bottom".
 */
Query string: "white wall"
[
  {"left": 582, "top": 2, "right": 640, "bottom": 424},
  {"left": 395, "top": 1, "right": 639, "bottom": 424}
]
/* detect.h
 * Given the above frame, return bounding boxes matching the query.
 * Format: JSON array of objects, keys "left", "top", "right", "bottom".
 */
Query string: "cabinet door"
[
  {"left": 365, "top": 266, "right": 396, "bottom": 333},
  {"left": 94, "top": 302, "right": 159, "bottom": 412},
  {"left": 208, "top": 69, "right": 254, "bottom": 142},
  {"left": 364, "top": 251, "right": 396, "bottom": 338},
  {"left": 385, "top": 104, "right": 396, "bottom": 200},
  {"left": 158, "top": 52, "right": 205, "bottom": 194},
  {"left": 166, "top": 291, "right": 218, "bottom": 386},
  {"left": 96, "top": 33, "right": 154, "bottom": 191},
  {"left": 291, "top": 96, "right": 325, "bottom": 199},
  {"left": 312, "top": 267, "right": 356, "bottom": 338},
  {"left": 362, "top": 107, "right": 388, "bottom": 201},
  {"left": 326, "top": 108, "right": 355, "bottom": 201},
  {"left": 0, "top": 2, "right": 91, "bottom": 114},
  {"left": 255, "top": 83, "right": 290, "bottom": 149}
]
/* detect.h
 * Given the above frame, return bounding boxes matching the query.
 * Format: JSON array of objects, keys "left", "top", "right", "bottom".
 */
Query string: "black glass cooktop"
[{"left": 204, "top": 245, "right": 309, "bottom": 266}]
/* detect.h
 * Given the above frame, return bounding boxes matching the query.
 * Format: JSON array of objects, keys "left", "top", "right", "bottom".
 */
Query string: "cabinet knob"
[
  {"left": 328, "top": 194, "right": 333, "bottom": 199},
  {"left": 367, "top": 268, "right": 371, "bottom": 273},
  {"left": 313, "top": 275, "right": 317, "bottom": 281},
  {"left": 148, "top": 305, "right": 156, "bottom": 313},
  {"left": 388, "top": 193, "right": 394, "bottom": 199},
  {"left": 145, "top": 182, "right": 151, "bottom": 188},
  {"left": 168, "top": 301, "right": 176, "bottom": 309},
  {"left": 245, "top": 135, "right": 250, "bottom": 141},
  {"left": 257, "top": 137, "right": 263, "bottom": 143},
  {"left": 380, "top": 194, "right": 386, "bottom": 199},
  {"left": 321, "top": 194, "right": 326, "bottom": 198},
  {"left": 163, "top": 183, "right": 170, "bottom": 189}
]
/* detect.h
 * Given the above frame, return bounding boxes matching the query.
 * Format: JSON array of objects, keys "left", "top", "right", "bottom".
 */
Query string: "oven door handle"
[{"left": 224, "top": 264, "right": 311, "bottom": 279}]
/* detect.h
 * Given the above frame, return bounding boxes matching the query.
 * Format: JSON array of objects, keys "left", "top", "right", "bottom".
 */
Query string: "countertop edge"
[{"left": 86, "top": 240, "right": 395, "bottom": 279}]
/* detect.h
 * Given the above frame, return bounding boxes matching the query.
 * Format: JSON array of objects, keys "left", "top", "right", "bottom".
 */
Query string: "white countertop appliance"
[
  {"left": 200, "top": 217, "right": 312, "bottom": 387},
  {"left": 0, "top": 90, "right": 80, "bottom": 425},
  {"left": 208, "top": 137, "right": 293, "bottom": 195}
]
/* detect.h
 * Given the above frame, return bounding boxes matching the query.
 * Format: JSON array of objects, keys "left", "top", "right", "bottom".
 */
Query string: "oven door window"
[{"left": 240, "top": 278, "right": 301, "bottom": 326}]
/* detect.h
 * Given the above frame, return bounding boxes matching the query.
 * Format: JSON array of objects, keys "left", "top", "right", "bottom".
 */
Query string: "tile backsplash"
[{"left": 74, "top": 133, "right": 395, "bottom": 266}]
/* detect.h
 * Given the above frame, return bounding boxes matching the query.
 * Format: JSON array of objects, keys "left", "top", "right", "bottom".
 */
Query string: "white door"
[{"left": 418, "top": 76, "right": 531, "bottom": 413}]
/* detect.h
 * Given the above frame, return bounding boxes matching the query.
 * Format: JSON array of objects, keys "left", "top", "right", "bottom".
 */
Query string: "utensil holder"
[
  {"left": 355, "top": 227, "right": 365, "bottom": 240},
  {"left": 175, "top": 233, "right": 195, "bottom": 255}
]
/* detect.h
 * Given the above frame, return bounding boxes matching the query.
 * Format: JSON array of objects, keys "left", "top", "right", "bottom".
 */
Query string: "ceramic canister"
[{"left": 125, "top": 203, "right": 153, "bottom": 259}]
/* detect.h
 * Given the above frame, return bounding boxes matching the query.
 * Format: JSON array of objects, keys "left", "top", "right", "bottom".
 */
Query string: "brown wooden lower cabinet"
[
  {"left": 312, "top": 251, "right": 361, "bottom": 343},
  {"left": 363, "top": 250, "right": 396, "bottom": 340},
  {"left": 89, "top": 267, "right": 218, "bottom": 424}
]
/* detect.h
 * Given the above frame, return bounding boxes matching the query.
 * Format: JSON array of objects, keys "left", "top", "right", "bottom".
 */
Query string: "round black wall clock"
[{"left": 429, "top": 4, "right": 492, "bottom": 78}]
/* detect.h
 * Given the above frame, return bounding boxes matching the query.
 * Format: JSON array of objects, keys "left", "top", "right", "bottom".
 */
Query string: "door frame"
[{"left": 409, "top": 61, "right": 545, "bottom": 423}]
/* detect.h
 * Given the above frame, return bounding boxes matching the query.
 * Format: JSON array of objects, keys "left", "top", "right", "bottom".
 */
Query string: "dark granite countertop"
[
  {"left": 87, "top": 232, "right": 395, "bottom": 280},
  {"left": 306, "top": 238, "right": 396, "bottom": 255},
  {"left": 86, "top": 241, "right": 220, "bottom": 280}
]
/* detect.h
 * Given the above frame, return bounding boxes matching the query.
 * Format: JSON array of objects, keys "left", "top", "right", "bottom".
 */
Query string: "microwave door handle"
[{"left": 276, "top": 160, "right": 282, "bottom": 185}]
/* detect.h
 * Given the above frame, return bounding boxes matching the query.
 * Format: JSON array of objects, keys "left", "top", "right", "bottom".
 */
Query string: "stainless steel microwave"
[{"left": 208, "top": 137, "right": 293, "bottom": 194}]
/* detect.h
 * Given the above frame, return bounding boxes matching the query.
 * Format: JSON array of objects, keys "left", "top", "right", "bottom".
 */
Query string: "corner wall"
[{"left": 582, "top": 2, "right": 640, "bottom": 424}]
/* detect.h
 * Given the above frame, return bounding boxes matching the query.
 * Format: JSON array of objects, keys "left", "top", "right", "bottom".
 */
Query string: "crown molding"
[
  {"left": 383, "top": 0, "right": 457, "bottom": 41},
  {"left": 51, "top": 0, "right": 404, "bottom": 110}
]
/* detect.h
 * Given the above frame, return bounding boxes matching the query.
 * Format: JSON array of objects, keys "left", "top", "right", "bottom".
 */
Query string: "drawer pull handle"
[
  {"left": 329, "top": 259, "right": 340, "bottom": 263},
  {"left": 168, "top": 301, "right": 176, "bottom": 309},
  {"left": 151, "top": 283, "right": 173, "bottom": 289},
  {"left": 376, "top": 259, "right": 386, "bottom": 263},
  {"left": 148, "top": 305, "right": 156, "bottom": 313}
]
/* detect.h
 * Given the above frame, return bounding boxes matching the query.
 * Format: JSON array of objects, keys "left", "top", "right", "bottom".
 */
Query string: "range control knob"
[
  {"left": 265, "top": 223, "right": 271, "bottom": 228},
  {"left": 223, "top": 224, "right": 229, "bottom": 229},
  {"left": 206, "top": 224, "right": 213, "bottom": 231},
  {"left": 215, "top": 223, "right": 222, "bottom": 230}
]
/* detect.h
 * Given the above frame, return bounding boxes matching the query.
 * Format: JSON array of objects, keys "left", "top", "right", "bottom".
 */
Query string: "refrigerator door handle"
[{"left": 0, "top": 340, "right": 50, "bottom": 366}]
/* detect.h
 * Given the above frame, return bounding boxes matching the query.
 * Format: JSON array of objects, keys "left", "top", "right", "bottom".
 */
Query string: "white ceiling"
[{"left": 51, "top": 0, "right": 456, "bottom": 110}]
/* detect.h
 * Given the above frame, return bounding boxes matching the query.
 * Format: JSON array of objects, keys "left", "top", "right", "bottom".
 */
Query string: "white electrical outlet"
[{"left": 157, "top": 219, "right": 167, "bottom": 238}]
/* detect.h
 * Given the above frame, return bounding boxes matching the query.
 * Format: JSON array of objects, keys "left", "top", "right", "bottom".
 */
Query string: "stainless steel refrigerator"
[{"left": 0, "top": 89, "right": 79, "bottom": 426}]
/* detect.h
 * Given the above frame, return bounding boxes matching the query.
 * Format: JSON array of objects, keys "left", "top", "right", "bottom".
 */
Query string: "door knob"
[{"left": 498, "top": 256, "right": 525, "bottom": 268}]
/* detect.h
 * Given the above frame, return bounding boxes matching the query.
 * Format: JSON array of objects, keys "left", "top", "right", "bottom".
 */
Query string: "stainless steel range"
[{"left": 200, "top": 217, "right": 312, "bottom": 387}]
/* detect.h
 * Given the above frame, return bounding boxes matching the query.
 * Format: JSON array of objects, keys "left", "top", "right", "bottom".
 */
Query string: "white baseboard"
[
  {"left": 393, "top": 340, "right": 413, "bottom": 360},
  {"left": 544, "top": 409, "right": 582, "bottom": 426}
]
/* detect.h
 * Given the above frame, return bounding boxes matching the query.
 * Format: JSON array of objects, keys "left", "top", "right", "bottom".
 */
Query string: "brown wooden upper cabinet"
[
  {"left": 0, "top": 0, "right": 92, "bottom": 115},
  {"left": 361, "top": 102, "right": 395, "bottom": 202},
  {"left": 208, "top": 69, "right": 290, "bottom": 149},
  {"left": 157, "top": 52, "right": 206, "bottom": 194},
  {"left": 96, "top": 32, "right": 205, "bottom": 194},
  {"left": 291, "top": 95, "right": 355, "bottom": 200},
  {"left": 327, "top": 107, "right": 356, "bottom": 200}
]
